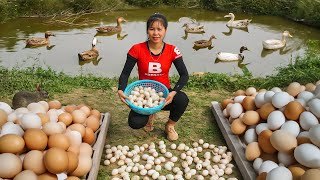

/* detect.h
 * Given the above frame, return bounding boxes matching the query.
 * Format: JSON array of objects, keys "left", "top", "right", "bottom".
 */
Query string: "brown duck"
[
  {"left": 193, "top": 35, "right": 216, "bottom": 48},
  {"left": 78, "top": 37, "right": 99, "bottom": 61},
  {"left": 26, "top": 31, "right": 55, "bottom": 47},
  {"left": 96, "top": 17, "right": 127, "bottom": 33}
]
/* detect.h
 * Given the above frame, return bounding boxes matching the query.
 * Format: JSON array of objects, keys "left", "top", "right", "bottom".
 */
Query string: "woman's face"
[{"left": 147, "top": 20, "right": 167, "bottom": 44}]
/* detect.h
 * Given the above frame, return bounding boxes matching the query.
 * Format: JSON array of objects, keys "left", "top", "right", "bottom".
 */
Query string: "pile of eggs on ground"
[
  {"left": 103, "top": 139, "right": 238, "bottom": 180},
  {"left": 0, "top": 100, "right": 102, "bottom": 179},
  {"left": 220, "top": 81, "right": 320, "bottom": 180},
  {"left": 128, "top": 86, "right": 165, "bottom": 108}
]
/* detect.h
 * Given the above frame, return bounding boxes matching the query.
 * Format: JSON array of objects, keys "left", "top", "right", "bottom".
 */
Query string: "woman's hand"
[
  {"left": 164, "top": 91, "right": 177, "bottom": 107},
  {"left": 117, "top": 90, "right": 129, "bottom": 106}
]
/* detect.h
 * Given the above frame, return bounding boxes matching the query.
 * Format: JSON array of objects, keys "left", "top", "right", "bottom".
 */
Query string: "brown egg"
[
  {"left": 242, "top": 96, "right": 257, "bottom": 111},
  {"left": 24, "top": 128, "right": 48, "bottom": 150},
  {"left": 66, "top": 176, "right": 81, "bottom": 180},
  {"left": 242, "top": 111, "right": 260, "bottom": 125},
  {"left": 64, "top": 105, "right": 77, "bottom": 113},
  {"left": 258, "top": 130, "right": 277, "bottom": 154},
  {"left": 37, "top": 113, "right": 50, "bottom": 125},
  {"left": 90, "top": 109, "right": 101, "bottom": 119},
  {"left": 66, "top": 152, "right": 79, "bottom": 174},
  {"left": 301, "top": 169, "right": 320, "bottom": 180},
  {"left": 284, "top": 101, "right": 305, "bottom": 120},
  {"left": 0, "top": 134, "right": 25, "bottom": 154},
  {"left": 58, "top": 112, "right": 73, "bottom": 126},
  {"left": 260, "top": 152, "right": 279, "bottom": 163},
  {"left": 289, "top": 164, "right": 307, "bottom": 180},
  {"left": 234, "top": 89, "right": 246, "bottom": 96},
  {"left": 259, "top": 103, "right": 276, "bottom": 120},
  {"left": 287, "top": 82, "right": 301, "bottom": 97},
  {"left": 48, "top": 134, "right": 70, "bottom": 150},
  {"left": 256, "top": 172, "right": 267, "bottom": 180},
  {"left": 305, "top": 83, "right": 316, "bottom": 92},
  {"left": 44, "top": 147, "right": 69, "bottom": 174},
  {"left": 48, "top": 100, "right": 62, "bottom": 109},
  {"left": 83, "top": 127, "right": 96, "bottom": 145},
  {"left": 71, "top": 110, "right": 87, "bottom": 124},
  {"left": 0, "top": 109, "right": 8, "bottom": 128},
  {"left": 69, "top": 154, "right": 92, "bottom": 177},
  {"left": 67, "top": 145, "right": 80, "bottom": 156},
  {"left": 259, "top": 89, "right": 267, "bottom": 93},
  {"left": 230, "top": 118, "right": 247, "bottom": 135},
  {"left": 13, "top": 170, "right": 37, "bottom": 180},
  {"left": 245, "top": 142, "right": 261, "bottom": 161},
  {"left": 23, "top": 150, "right": 46, "bottom": 175},
  {"left": 0, "top": 153, "right": 22, "bottom": 178},
  {"left": 38, "top": 172, "right": 58, "bottom": 180},
  {"left": 297, "top": 136, "right": 312, "bottom": 145},
  {"left": 77, "top": 104, "right": 91, "bottom": 110},
  {"left": 300, "top": 85, "right": 306, "bottom": 92},
  {"left": 79, "top": 106, "right": 91, "bottom": 117},
  {"left": 221, "top": 99, "right": 234, "bottom": 109},
  {"left": 67, "top": 123, "right": 86, "bottom": 137},
  {"left": 270, "top": 130, "right": 297, "bottom": 153},
  {"left": 85, "top": 115, "right": 100, "bottom": 132},
  {"left": 79, "top": 143, "right": 93, "bottom": 157}
]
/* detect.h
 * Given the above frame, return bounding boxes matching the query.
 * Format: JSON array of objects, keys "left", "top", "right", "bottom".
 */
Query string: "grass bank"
[
  {"left": 1, "top": 0, "right": 319, "bottom": 27},
  {"left": 0, "top": 41, "right": 319, "bottom": 179}
]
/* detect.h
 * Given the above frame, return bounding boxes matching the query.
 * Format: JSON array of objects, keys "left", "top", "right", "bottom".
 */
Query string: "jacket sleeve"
[
  {"left": 118, "top": 54, "right": 137, "bottom": 91},
  {"left": 172, "top": 57, "right": 189, "bottom": 91}
]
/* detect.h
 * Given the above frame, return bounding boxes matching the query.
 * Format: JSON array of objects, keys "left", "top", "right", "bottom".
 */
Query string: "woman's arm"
[
  {"left": 118, "top": 54, "right": 137, "bottom": 91},
  {"left": 172, "top": 57, "right": 189, "bottom": 91}
]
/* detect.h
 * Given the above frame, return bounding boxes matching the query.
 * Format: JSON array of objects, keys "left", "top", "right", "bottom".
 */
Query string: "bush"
[{"left": 125, "top": 0, "right": 163, "bottom": 7}]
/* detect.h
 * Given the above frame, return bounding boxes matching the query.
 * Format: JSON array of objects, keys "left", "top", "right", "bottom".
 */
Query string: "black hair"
[{"left": 146, "top": 13, "right": 168, "bottom": 32}]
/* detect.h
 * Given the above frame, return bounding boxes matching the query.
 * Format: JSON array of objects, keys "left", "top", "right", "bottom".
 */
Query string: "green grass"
[{"left": 0, "top": 40, "right": 319, "bottom": 179}]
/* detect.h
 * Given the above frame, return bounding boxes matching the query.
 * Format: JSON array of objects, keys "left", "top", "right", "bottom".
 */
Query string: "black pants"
[{"left": 128, "top": 90, "right": 189, "bottom": 129}]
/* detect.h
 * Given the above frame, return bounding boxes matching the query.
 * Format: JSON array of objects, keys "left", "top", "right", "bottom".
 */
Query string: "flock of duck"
[{"left": 24, "top": 13, "right": 293, "bottom": 63}]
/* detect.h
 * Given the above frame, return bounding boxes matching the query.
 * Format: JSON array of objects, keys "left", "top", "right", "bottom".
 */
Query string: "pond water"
[{"left": 0, "top": 8, "right": 320, "bottom": 78}]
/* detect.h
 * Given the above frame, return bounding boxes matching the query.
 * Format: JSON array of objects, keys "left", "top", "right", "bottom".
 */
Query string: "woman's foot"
[
  {"left": 144, "top": 114, "right": 156, "bottom": 132},
  {"left": 165, "top": 119, "right": 178, "bottom": 141}
]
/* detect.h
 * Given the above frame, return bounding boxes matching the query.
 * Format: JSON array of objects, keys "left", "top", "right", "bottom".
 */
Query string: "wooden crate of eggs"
[
  {"left": 214, "top": 81, "right": 320, "bottom": 180},
  {"left": 0, "top": 100, "right": 110, "bottom": 180},
  {"left": 128, "top": 86, "right": 165, "bottom": 108}
]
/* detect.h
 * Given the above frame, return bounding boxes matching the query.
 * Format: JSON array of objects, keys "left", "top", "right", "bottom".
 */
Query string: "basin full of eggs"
[
  {"left": 220, "top": 81, "right": 320, "bottom": 179},
  {"left": 104, "top": 139, "right": 239, "bottom": 180},
  {"left": 128, "top": 86, "right": 165, "bottom": 109},
  {"left": 0, "top": 100, "right": 102, "bottom": 179}
]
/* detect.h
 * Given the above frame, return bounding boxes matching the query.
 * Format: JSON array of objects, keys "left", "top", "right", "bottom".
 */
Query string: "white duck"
[
  {"left": 216, "top": 46, "right": 249, "bottom": 61},
  {"left": 262, "top": 31, "right": 293, "bottom": 50},
  {"left": 224, "top": 13, "right": 252, "bottom": 28}
]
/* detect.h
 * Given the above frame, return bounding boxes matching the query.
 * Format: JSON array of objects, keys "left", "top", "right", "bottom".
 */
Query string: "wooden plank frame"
[
  {"left": 86, "top": 112, "right": 111, "bottom": 180},
  {"left": 211, "top": 102, "right": 256, "bottom": 180}
]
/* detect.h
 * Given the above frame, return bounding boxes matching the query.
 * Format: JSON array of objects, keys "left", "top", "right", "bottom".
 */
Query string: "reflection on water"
[
  {"left": 181, "top": 31, "right": 205, "bottom": 40},
  {"left": 222, "top": 26, "right": 249, "bottom": 36},
  {"left": 0, "top": 8, "right": 319, "bottom": 78},
  {"left": 95, "top": 31, "right": 128, "bottom": 40},
  {"left": 193, "top": 45, "right": 214, "bottom": 51},
  {"left": 79, "top": 57, "right": 102, "bottom": 66}
]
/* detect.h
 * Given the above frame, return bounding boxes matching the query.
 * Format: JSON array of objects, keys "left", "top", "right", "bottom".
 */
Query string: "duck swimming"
[
  {"left": 26, "top": 31, "right": 55, "bottom": 47},
  {"left": 96, "top": 17, "right": 126, "bottom": 33},
  {"left": 216, "top": 46, "right": 249, "bottom": 61},
  {"left": 78, "top": 37, "right": 99, "bottom": 61},
  {"left": 262, "top": 31, "right": 293, "bottom": 50},
  {"left": 182, "top": 23, "right": 205, "bottom": 33},
  {"left": 224, "top": 13, "right": 252, "bottom": 28}
]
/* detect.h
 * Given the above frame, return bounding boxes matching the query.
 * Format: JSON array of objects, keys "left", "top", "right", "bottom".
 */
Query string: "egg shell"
[
  {"left": 288, "top": 164, "right": 307, "bottom": 180},
  {"left": 20, "top": 113, "right": 42, "bottom": 130},
  {"left": 234, "top": 89, "right": 246, "bottom": 96},
  {"left": 242, "top": 96, "right": 257, "bottom": 111},
  {"left": 90, "top": 109, "right": 101, "bottom": 119},
  {"left": 242, "top": 111, "right": 260, "bottom": 125},
  {"left": 69, "top": 154, "right": 93, "bottom": 177},
  {"left": 23, "top": 150, "right": 46, "bottom": 174},
  {"left": 244, "top": 128, "right": 257, "bottom": 144},
  {"left": 79, "top": 143, "right": 93, "bottom": 157},
  {"left": 66, "top": 151, "right": 79, "bottom": 174},
  {"left": 0, "top": 153, "right": 22, "bottom": 178},
  {"left": 58, "top": 112, "right": 73, "bottom": 126},
  {"left": 258, "top": 130, "right": 277, "bottom": 154},
  {"left": 82, "top": 127, "right": 96, "bottom": 145},
  {"left": 65, "top": 130, "right": 82, "bottom": 147},
  {"left": 229, "top": 103, "right": 243, "bottom": 119},
  {"left": 13, "top": 170, "right": 37, "bottom": 180},
  {"left": 0, "top": 102, "right": 13, "bottom": 114},
  {"left": 221, "top": 99, "right": 233, "bottom": 109},
  {"left": 24, "top": 128, "right": 48, "bottom": 150},
  {"left": 256, "top": 172, "right": 267, "bottom": 180},
  {"left": 38, "top": 172, "right": 58, "bottom": 180},
  {"left": 272, "top": 92, "right": 291, "bottom": 108},
  {"left": 258, "top": 103, "right": 276, "bottom": 120},
  {"left": 0, "top": 122, "right": 24, "bottom": 137},
  {"left": 71, "top": 110, "right": 87, "bottom": 124},
  {"left": 246, "top": 87, "right": 257, "bottom": 96},
  {"left": 307, "top": 98, "right": 320, "bottom": 118},
  {"left": 267, "top": 111, "right": 285, "bottom": 130},
  {"left": 299, "top": 111, "right": 319, "bottom": 131},
  {"left": 278, "top": 151, "right": 297, "bottom": 167},
  {"left": 48, "top": 133, "right": 70, "bottom": 150},
  {"left": 266, "top": 166, "right": 292, "bottom": 180},
  {"left": 234, "top": 95, "right": 246, "bottom": 103},
  {"left": 309, "top": 124, "right": 320, "bottom": 148},
  {"left": 48, "top": 100, "right": 62, "bottom": 109},
  {"left": 0, "top": 109, "right": 8, "bottom": 128},
  {"left": 64, "top": 105, "right": 77, "bottom": 113},
  {"left": 286, "top": 82, "right": 301, "bottom": 97},
  {"left": 27, "top": 103, "right": 46, "bottom": 113},
  {"left": 253, "top": 158, "right": 263, "bottom": 172},
  {"left": 245, "top": 142, "right": 261, "bottom": 161},
  {"left": 255, "top": 92, "right": 266, "bottom": 108},
  {"left": 44, "top": 147, "right": 69, "bottom": 174},
  {"left": 231, "top": 118, "right": 247, "bottom": 135},
  {"left": 42, "top": 122, "right": 64, "bottom": 135},
  {"left": 66, "top": 176, "right": 81, "bottom": 180},
  {"left": 67, "top": 145, "right": 80, "bottom": 156},
  {"left": 260, "top": 153, "right": 279, "bottom": 163},
  {"left": 280, "top": 120, "right": 300, "bottom": 137},
  {"left": 37, "top": 113, "right": 50, "bottom": 125},
  {"left": 297, "top": 91, "right": 314, "bottom": 103},
  {"left": 47, "top": 109, "right": 59, "bottom": 122},
  {"left": 301, "top": 169, "right": 320, "bottom": 180},
  {"left": 67, "top": 123, "right": 86, "bottom": 137},
  {"left": 270, "top": 130, "right": 297, "bottom": 153},
  {"left": 305, "top": 83, "right": 316, "bottom": 92},
  {"left": 0, "top": 134, "right": 25, "bottom": 153},
  {"left": 271, "top": 87, "right": 282, "bottom": 93},
  {"left": 85, "top": 115, "right": 100, "bottom": 132},
  {"left": 256, "top": 123, "right": 269, "bottom": 135},
  {"left": 258, "top": 160, "right": 279, "bottom": 174},
  {"left": 297, "top": 131, "right": 312, "bottom": 145},
  {"left": 284, "top": 101, "right": 305, "bottom": 120}
]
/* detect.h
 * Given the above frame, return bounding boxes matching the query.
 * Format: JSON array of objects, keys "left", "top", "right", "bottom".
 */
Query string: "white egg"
[{"left": 171, "top": 143, "right": 177, "bottom": 149}]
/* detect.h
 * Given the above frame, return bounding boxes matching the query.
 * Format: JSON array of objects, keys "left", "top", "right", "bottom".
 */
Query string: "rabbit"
[{"left": 12, "top": 84, "right": 49, "bottom": 109}]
